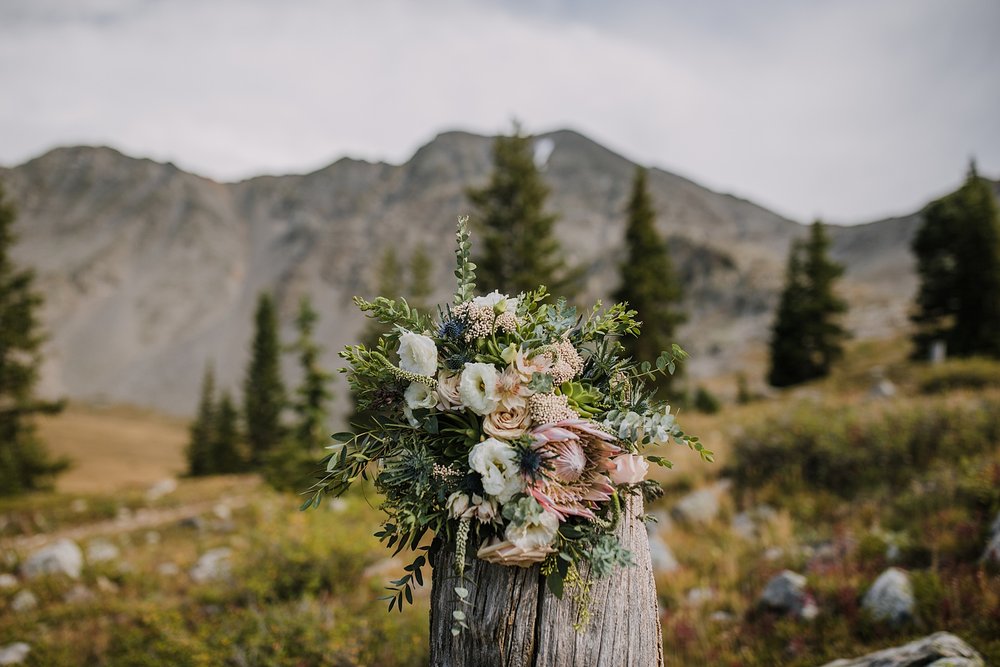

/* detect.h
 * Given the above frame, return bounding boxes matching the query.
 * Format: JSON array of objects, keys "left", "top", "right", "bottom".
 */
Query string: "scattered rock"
[
  {"left": 326, "top": 498, "right": 348, "bottom": 513},
  {"left": 190, "top": 548, "right": 232, "bottom": 583},
  {"left": 178, "top": 516, "right": 206, "bottom": 531},
  {"left": 710, "top": 610, "right": 735, "bottom": 623},
  {"left": 646, "top": 526, "right": 679, "bottom": 573},
  {"left": 869, "top": 379, "right": 897, "bottom": 399},
  {"left": 22, "top": 539, "right": 83, "bottom": 580},
  {"left": 64, "top": 584, "right": 95, "bottom": 604},
  {"left": 982, "top": 512, "right": 1000, "bottom": 564},
  {"left": 730, "top": 512, "right": 757, "bottom": 540},
  {"left": 10, "top": 590, "right": 37, "bottom": 613},
  {"left": 146, "top": 478, "right": 178, "bottom": 501},
  {"left": 0, "top": 574, "right": 17, "bottom": 589},
  {"left": 95, "top": 576, "right": 119, "bottom": 594},
  {"left": 684, "top": 587, "right": 714, "bottom": 606},
  {"left": 759, "top": 570, "right": 816, "bottom": 618},
  {"left": 862, "top": 567, "right": 914, "bottom": 625},
  {"left": 764, "top": 547, "right": 785, "bottom": 562},
  {"left": 212, "top": 504, "right": 232, "bottom": 521},
  {"left": 86, "top": 539, "right": 121, "bottom": 564},
  {"left": 145, "top": 531, "right": 161, "bottom": 545},
  {"left": 115, "top": 507, "right": 132, "bottom": 522},
  {"left": 70, "top": 498, "right": 88, "bottom": 513},
  {"left": 671, "top": 481, "right": 729, "bottom": 524},
  {"left": 0, "top": 642, "right": 31, "bottom": 665},
  {"left": 819, "top": 631, "right": 983, "bottom": 667},
  {"left": 156, "top": 562, "right": 180, "bottom": 577}
]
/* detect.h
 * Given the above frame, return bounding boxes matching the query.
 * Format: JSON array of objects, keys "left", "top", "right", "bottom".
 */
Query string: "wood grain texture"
[{"left": 430, "top": 495, "right": 663, "bottom": 667}]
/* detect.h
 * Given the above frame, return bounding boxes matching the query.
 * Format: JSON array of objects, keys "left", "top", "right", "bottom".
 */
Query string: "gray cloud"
[{"left": 1, "top": 0, "right": 997, "bottom": 223}]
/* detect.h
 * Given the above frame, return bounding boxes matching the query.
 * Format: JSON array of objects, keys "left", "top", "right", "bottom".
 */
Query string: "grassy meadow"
[{"left": 1, "top": 343, "right": 999, "bottom": 665}]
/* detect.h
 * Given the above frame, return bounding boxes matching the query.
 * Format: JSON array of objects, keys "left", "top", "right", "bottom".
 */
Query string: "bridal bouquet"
[{"left": 303, "top": 217, "right": 710, "bottom": 628}]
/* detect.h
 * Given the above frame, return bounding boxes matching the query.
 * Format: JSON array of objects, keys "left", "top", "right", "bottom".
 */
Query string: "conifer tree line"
[
  {"left": 0, "top": 182, "right": 68, "bottom": 496},
  {"left": 186, "top": 293, "right": 334, "bottom": 488}
]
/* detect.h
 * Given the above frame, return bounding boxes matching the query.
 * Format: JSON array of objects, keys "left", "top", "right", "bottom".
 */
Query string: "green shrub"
[
  {"left": 729, "top": 393, "right": 1000, "bottom": 499},
  {"left": 917, "top": 358, "right": 1000, "bottom": 394},
  {"left": 693, "top": 386, "right": 722, "bottom": 414}
]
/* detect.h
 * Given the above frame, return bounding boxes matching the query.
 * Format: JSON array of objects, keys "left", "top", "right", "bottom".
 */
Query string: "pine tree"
[
  {"left": 0, "top": 182, "right": 67, "bottom": 496},
  {"left": 612, "top": 167, "right": 686, "bottom": 394},
  {"left": 767, "top": 221, "right": 849, "bottom": 387},
  {"left": 409, "top": 243, "right": 434, "bottom": 312},
  {"left": 911, "top": 162, "right": 1000, "bottom": 359},
  {"left": 265, "top": 296, "right": 333, "bottom": 491},
  {"left": 211, "top": 391, "right": 243, "bottom": 474},
  {"left": 186, "top": 364, "right": 216, "bottom": 477},
  {"left": 468, "top": 122, "right": 576, "bottom": 296},
  {"left": 243, "top": 292, "right": 286, "bottom": 466}
]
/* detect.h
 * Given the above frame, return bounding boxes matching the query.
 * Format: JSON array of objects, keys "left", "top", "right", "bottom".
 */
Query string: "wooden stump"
[{"left": 429, "top": 495, "right": 663, "bottom": 667}]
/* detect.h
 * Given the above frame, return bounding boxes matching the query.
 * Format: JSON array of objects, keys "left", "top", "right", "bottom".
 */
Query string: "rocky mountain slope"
[{"left": 0, "top": 129, "right": 958, "bottom": 416}]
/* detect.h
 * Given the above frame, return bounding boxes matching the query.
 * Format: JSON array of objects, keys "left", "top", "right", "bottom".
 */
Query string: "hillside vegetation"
[{"left": 1, "top": 346, "right": 998, "bottom": 665}]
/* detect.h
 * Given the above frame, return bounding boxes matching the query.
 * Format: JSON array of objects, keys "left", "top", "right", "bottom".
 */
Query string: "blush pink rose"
[{"left": 610, "top": 453, "right": 649, "bottom": 485}]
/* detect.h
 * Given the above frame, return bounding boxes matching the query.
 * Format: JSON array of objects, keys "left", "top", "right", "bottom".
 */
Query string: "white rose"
[
  {"left": 404, "top": 382, "right": 438, "bottom": 410},
  {"left": 397, "top": 330, "right": 438, "bottom": 377},
  {"left": 483, "top": 404, "right": 531, "bottom": 440},
  {"left": 436, "top": 370, "right": 463, "bottom": 411},
  {"left": 473, "top": 290, "right": 518, "bottom": 313},
  {"left": 610, "top": 453, "right": 650, "bottom": 485},
  {"left": 469, "top": 437, "right": 522, "bottom": 502},
  {"left": 459, "top": 363, "right": 500, "bottom": 416},
  {"left": 505, "top": 509, "right": 560, "bottom": 550}
]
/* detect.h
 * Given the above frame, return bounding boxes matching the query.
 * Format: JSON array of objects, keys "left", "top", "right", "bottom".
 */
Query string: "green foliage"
[
  {"left": 211, "top": 391, "right": 243, "bottom": 474},
  {"left": 467, "top": 123, "right": 578, "bottom": 297},
  {"left": 0, "top": 181, "right": 67, "bottom": 496},
  {"left": 768, "top": 221, "right": 849, "bottom": 387},
  {"left": 693, "top": 386, "right": 721, "bottom": 414},
  {"left": 243, "top": 292, "right": 287, "bottom": 466},
  {"left": 452, "top": 215, "right": 477, "bottom": 304},
  {"left": 613, "top": 167, "right": 686, "bottom": 394},
  {"left": 916, "top": 357, "right": 1000, "bottom": 393},
  {"left": 265, "top": 296, "right": 333, "bottom": 491},
  {"left": 911, "top": 162, "right": 1000, "bottom": 359},
  {"left": 186, "top": 365, "right": 217, "bottom": 476},
  {"left": 730, "top": 393, "right": 1000, "bottom": 499}
]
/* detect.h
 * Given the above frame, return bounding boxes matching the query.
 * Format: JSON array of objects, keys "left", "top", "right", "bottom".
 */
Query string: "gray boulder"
[
  {"left": 646, "top": 526, "right": 679, "bottom": 573},
  {"left": 983, "top": 512, "right": 1000, "bottom": 564},
  {"left": 22, "top": 539, "right": 83, "bottom": 579},
  {"left": 0, "top": 574, "right": 17, "bottom": 589},
  {"left": 760, "top": 570, "right": 817, "bottom": 618},
  {"left": 85, "top": 539, "right": 121, "bottom": 564},
  {"left": 189, "top": 547, "right": 232, "bottom": 583},
  {"left": 671, "top": 481, "right": 729, "bottom": 524},
  {"left": 0, "top": 642, "right": 31, "bottom": 665},
  {"left": 862, "top": 567, "right": 914, "bottom": 625},
  {"left": 10, "top": 590, "right": 37, "bottom": 613},
  {"left": 819, "top": 631, "right": 983, "bottom": 667}
]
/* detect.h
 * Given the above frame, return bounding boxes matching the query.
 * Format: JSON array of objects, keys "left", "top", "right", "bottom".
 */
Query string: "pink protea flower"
[{"left": 526, "top": 419, "right": 620, "bottom": 521}]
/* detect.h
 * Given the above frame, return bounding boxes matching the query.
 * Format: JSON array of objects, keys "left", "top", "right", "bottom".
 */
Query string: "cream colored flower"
[
  {"left": 403, "top": 382, "right": 438, "bottom": 410},
  {"left": 483, "top": 404, "right": 531, "bottom": 440},
  {"left": 496, "top": 365, "right": 528, "bottom": 410},
  {"left": 468, "top": 438, "right": 522, "bottom": 502},
  {"left": 514, "top": 348, "right": 552, "bottom": 384},
  {"left": 436, "top": 370, "right": 463, "bottom": 410},
  {"left": 473, "top": 290, "right": 517, "bottom": 313},
  {"left": 505, "top": 509, "right": 560, "bottom": 550},
  {"left": 397, "top": 331, "right": 437, "bottom": 377},
  {"left": 477, "top": 538, "right": 554, "bottom": 568},
  {"left": 610, "top": 453, "right": 650, "bottom": 485},
  {"left": 459, "top": 362, "right": 500, "bottom": 415},
  {"left": 446, "top": 492, "right": 499, "bottom": 523}
]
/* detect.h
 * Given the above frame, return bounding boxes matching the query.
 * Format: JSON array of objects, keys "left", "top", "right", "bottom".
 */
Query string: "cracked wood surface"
[{"left": 429, "top": 495, "right": 663, "bottom": 667}]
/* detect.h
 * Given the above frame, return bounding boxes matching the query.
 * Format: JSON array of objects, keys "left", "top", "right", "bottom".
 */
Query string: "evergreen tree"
[
  {"left": 768, "top": 221, "right": 849, "bottom": 387},
  {"left": 612, "top": 167, "right": 686, "bottom": 394},
  {"left": 0, "top": 182, "right": 67, "bottom": 496},
  {"left": 468, "top": 122, "right": 576, "bottom": 296},
  {"left": 265, "top": 296, "right": 333, "bottom": 491},
  {"left": 911, "top": 162, "right": 1000, "bottom": 359},
  {"left": 186, "top": 365, "right": 217, "bottom": 477},
  {"left": 243, "top": 292, "right": 286, "bottom": 466},
  {"left": 211, "top": 391, "right": 243, "bottom": 474},
  {"left": 409, "top": 243, "right": 434, "bottom": 312}
]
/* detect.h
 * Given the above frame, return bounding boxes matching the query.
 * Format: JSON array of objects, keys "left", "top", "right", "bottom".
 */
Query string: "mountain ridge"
[{"left": 0, "top": 129, "right": 965, "bottom": 417}]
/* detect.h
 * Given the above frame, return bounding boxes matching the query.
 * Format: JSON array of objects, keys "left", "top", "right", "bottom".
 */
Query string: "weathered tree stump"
[{"left": 429, "top": 495, "right": 663, "bottom": 666}]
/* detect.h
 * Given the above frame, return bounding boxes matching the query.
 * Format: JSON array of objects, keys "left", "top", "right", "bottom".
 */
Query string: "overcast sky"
[{"left": 1, "top": 0, "right": 997, "bottom": 224}]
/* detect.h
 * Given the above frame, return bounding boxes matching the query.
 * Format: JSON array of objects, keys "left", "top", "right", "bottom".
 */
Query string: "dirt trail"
[{"left": 1, "top": 495, "right": 251, "bottom": 552}]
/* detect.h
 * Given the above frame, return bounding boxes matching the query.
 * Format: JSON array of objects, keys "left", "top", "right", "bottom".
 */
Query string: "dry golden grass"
[{"left": 35, "top": 403, "right": 189, "bottom": 494}]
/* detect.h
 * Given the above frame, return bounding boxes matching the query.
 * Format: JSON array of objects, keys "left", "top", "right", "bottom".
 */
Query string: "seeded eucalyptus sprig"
[{"left": 453, "top": 215, "right": 477, "bottom": 304}]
